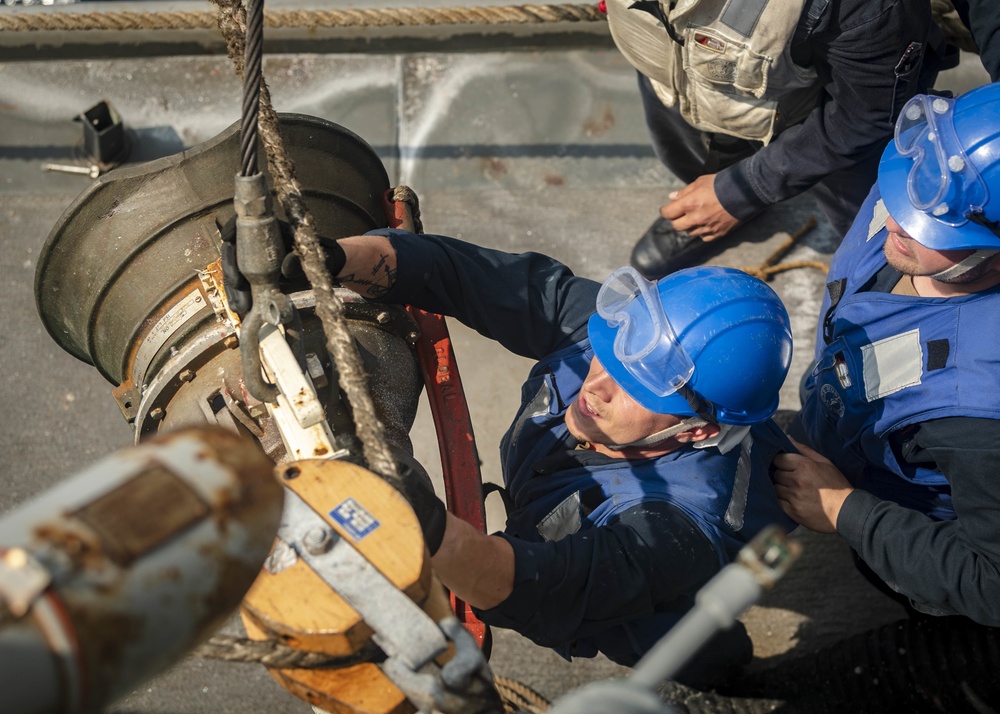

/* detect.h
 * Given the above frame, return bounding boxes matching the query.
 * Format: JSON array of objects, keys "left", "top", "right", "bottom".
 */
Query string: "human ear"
[{"left": 675, "top": 423, "right": 721, "bottom": 443}]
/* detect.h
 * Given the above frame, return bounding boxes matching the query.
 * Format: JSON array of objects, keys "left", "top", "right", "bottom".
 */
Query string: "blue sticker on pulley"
[{"left": 330, "top": 498, "right": 381, "bottom": 541}]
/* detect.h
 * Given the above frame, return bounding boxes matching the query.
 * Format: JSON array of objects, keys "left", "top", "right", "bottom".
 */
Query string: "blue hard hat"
[
  {"left": 879, "top": 83, "right": 1000, "bottom": 250},
  {"left": 588, "top": 266, "right": 792, "bottom": 425}
]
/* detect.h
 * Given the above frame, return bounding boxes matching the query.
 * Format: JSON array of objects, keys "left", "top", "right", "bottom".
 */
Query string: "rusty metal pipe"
[{"left": 0, "top": 427, "right": 283, "bottom": 714}]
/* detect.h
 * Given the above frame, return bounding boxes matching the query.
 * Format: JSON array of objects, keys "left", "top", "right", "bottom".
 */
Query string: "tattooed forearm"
[
  {"left": 337, "top": 253, "right": 396, "bottom": 298},
  {"left": 333, "top": 236, "right": 398, "bottom": 298},
  {"left": 364, "top": 253, "right": 397, "bottom": 297},
  {"left": 337, "top": 273, "right": 387, "bottom": 298}
]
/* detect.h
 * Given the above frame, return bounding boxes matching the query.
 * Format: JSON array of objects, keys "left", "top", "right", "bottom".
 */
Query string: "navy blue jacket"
[
  {"left": 374, "top": 228, "right": 793, "bottom": 665},
  {"left": 716, "top": 0, "right": 950, "bottom": 220},
  {"left": 950, "top": 0, "right": 1000, "bottom": 81}
]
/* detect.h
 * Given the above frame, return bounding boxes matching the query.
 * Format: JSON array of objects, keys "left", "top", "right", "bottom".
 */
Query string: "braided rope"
[
  {"left": 194, "top": 634, "right": 382, "bottom": 669},
  {"left": 390, "top": 185, "right": 424, "bottom": 234},
  {"left": 212, "top": 0, "right": 401, "bottom": 484},
  {"left": 737, "top": 215, "right": 829, "bottom": 282},
  {"left": 0, "top": 4, "right": 606, "bottom": 33},
  {"left": 0, "top": 0, "right": 979, "bottom": 56},
  {"left": 494, "top": 674, "right": 551, "bottom": 713}
]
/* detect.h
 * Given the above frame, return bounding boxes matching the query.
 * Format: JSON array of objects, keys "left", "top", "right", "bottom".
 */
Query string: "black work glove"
[
  {"left": 395, "top": 457, "right": 447, "bottom": 556},
  {"left": 278, "top": 222, "right": 347, "bottom": 282},
  {"left": 323, "top": 237, "right": 348, "bottom": 279}
]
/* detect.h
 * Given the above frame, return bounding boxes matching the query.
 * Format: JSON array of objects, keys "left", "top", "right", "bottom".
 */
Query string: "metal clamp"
[
  {"left": 383, "top": 616, "right": 503, "bottom": 714},
  {"left": 259, "top": 324, "right": 344, "bottom": 461}
]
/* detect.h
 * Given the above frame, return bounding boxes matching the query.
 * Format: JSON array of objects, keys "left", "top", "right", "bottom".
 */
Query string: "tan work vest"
[{"left": 606, "top": 0, "right": 823, "bottom": 143}]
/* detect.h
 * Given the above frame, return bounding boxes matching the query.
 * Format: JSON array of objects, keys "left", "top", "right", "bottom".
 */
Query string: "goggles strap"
[
  {"left": 607, "top": 417, "right": 708, "bottom": 450},
  {"left": 929, "top": 248, "right": 999, "bottom": 282},
  {"left": 677, "top": 382, "right": 717, "bottom": 424},
  {"left": 967, "top": 210, "right": 1000, "bottom": 239}
]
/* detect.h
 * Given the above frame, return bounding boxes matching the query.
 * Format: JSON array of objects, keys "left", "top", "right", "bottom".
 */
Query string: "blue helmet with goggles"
[
  {"left": 879, "top": 84, "right": 1000, "bottom": 251},
  {"left": 588, "top": 265, "right": 792, "bottom": 425}
]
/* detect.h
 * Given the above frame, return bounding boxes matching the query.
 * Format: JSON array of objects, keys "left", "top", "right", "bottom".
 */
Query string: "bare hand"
[
  {"left": 660, "top": 174, "right": 739, "bottom": 241},
  {"left": 772, "top": 437, "right": 854, "bottom": 534}
]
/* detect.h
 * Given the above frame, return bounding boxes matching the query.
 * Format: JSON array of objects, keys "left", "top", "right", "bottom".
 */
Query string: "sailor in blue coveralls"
[
  {"left": 331, "top": 231, "right": 796, "bottom": 688},
  {"left": 774, "top": 84, "right": 1000, "bottom": 627}
]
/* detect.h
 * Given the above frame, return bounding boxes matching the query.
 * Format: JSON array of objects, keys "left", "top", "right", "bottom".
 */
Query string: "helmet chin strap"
[
  {"left": 607, "top": 417, "right": 708, "bottom": 451},
  {"left": 930, "top": 249, "right": 999, "bottom": 282}
]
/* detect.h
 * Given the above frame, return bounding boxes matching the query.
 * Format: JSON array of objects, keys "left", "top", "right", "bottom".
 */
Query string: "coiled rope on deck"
[
  {"left": 0, "top": 4, "right": 606, "bottom": 32},
  {"left": 737, "top": 215, "right": 830, "bottom": 282}
]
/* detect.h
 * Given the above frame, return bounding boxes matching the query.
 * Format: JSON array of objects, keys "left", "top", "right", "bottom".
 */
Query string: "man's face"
[
  {"left": 883, "top": 214, "right": 976, "bottom": 277},
  {"left": 565, "top": 356, "right": 682, "bottom": 448}
]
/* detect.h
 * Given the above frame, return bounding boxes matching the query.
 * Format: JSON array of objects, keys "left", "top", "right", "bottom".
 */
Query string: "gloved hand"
[
  {"left": 395, "top": 457, "right": 447, "bottom": 556},
  {"left": 322, "top": 236, "right": 347, "bottom": 278},
  {"left": 278, "top": 222, "right": 347, "bottom": 281}
]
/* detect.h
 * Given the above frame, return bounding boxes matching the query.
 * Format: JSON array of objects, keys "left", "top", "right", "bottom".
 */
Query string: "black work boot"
[{"left": 630, "top": 216, "right": 717, "bottom": 280}]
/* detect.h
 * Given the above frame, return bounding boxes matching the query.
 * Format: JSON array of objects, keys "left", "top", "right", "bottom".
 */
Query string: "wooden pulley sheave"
[{"left": 242, "top": 459, "right": 498, "bottom": 714}]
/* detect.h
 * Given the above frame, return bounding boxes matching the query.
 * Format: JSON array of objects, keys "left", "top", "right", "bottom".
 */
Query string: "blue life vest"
[
  {"left": 498, "top": 339, "right": 794, "bottom": 662},
  {"left": 800, "top": 186, "right": 1000, "bottom": 520}
]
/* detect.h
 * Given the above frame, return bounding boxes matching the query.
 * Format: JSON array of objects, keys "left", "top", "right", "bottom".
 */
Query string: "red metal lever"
[{"left": 406, "top": 307, "right": 490, "bottom": 648}]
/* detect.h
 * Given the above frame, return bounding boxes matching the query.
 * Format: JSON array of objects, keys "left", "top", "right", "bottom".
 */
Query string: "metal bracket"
[
  {"left": 259, "top": 324, "right": 345, "bottom": 461},
  {"left": 383, "top": 617, "right": 500, "bottom": 714},
  {"left": 259, "top": 323, "right": 325, "bottom": 429}
]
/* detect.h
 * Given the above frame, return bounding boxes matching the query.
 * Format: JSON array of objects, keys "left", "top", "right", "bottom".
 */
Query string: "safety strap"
[
  {"left": 929, "top": 248, "right": 999, "bottom": 282},
  {"left": 607, "top": 416, "right": 708, "bottom": 450},
  {"left": 822, "top": 278, "right": 847, "bottom": 345}
]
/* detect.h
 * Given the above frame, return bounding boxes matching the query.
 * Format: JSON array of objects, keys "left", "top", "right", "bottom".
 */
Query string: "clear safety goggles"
[
  {"left": 894, "top": 94, "right": 988, "bottom": 226},
  {"left": 595, "top": 266, "right": 695, "bottom": 397}
]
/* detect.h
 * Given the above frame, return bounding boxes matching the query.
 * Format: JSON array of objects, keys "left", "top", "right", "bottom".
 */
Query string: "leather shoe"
[{"left": 630, "top": 216, "right": 719, "bottom": 280}]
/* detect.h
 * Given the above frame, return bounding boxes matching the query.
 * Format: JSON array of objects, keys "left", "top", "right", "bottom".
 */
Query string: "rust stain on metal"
[
  {"left": 168, "top": 429, "right": 283, "bottom": 549},
  {"left": 65, "top": 603, "right": 147, "bottom": 695},
  {"left": 33, "top": 522, "right": 108, "bottom": 572},
  {"left": 69, "top": 465, "right": 210, "bottom": 567},
  {"left": 160, "top": 565, "right": 183, "bottom": 583},
  {"left": 583, "top": 103, "right": 615, "bottom": 137},
  {"left": 482, "top": 157, "right": 508, "bottom": 180}
]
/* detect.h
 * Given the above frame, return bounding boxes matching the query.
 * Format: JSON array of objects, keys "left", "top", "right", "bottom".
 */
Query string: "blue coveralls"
[{"left": 369, "top": 227, "right": 796, "bottom": 681}]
